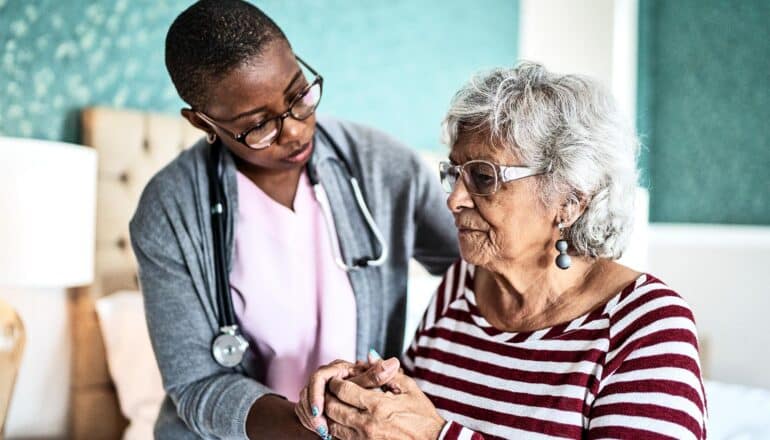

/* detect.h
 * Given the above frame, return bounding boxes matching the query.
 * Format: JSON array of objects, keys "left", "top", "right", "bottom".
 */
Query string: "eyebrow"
[{"left": 219, "top": 69, "right": 304, "bottom": 122}]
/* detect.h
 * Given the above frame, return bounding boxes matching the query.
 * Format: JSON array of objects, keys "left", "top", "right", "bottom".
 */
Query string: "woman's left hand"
[{"left": 324, "top": 371, "right": 445, "bottom": 440}]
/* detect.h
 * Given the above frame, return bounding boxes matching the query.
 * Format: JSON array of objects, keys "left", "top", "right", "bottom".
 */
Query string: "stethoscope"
[{"left": 208, "top": 122, "right": 388, "bottom": 368}]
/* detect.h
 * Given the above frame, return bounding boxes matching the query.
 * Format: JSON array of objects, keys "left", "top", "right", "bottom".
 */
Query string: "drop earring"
[
  {"left": 206, "top": 132, "right": 217, "bottom": 144},
  {"left": 555, "top": 222, "right": 571, "bottom": 270}
]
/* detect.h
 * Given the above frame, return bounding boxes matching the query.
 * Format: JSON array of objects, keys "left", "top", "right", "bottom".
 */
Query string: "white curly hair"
[{"left": 442, "top": 61, "right": 640, "bottom": 259}]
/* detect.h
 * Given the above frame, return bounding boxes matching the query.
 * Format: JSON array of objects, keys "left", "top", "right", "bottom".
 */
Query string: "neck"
[
  {"left": 476, "top": 252, "right": 601, "bottom": 331},
  {"left": 234, "top": 157, "right": 303, "bottom": 210}
]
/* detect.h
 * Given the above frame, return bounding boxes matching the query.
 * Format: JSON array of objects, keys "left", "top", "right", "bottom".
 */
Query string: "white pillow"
[{"left": 95, "top": 290, "right": 165, "bottom": 440}]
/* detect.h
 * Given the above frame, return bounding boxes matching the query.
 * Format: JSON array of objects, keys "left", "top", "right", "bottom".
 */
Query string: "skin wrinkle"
[
  {"left": 296, "top": 62, "right": 646, "bottom": 439},
  {"left": 446, "top": 128, "right": 637, "bottom": 332},
  {"left": 448, "top": 131, "right": 558, "bottom": 268},
  {"left": 443, "top": 63, "right": 639, "bottom": 260},
  {"left": 449, "top": 131, "right": 575, "bottom": 324}
]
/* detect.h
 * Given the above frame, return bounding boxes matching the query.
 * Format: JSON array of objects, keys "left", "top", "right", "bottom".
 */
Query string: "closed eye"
[{"left": 287, "top": 83, "right": 310, "bottom": 105}]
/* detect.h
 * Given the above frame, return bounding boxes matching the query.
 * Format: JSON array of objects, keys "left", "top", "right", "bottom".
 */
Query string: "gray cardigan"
[{"left": 129, "top": 116, "right": 459, "bottom": 439}]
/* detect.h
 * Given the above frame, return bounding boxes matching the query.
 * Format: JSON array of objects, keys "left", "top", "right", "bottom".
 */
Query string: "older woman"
[{"left": 296, "top": 62, "right": 706, "bottom": 440}]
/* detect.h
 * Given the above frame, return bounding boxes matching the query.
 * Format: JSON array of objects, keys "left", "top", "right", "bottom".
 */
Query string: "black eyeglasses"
[
  {"left": 439, "top": 160, "right": 542, "bottom": 196},
  {"left": 196, "top": 56, "right": 323, "bottom": 150}
]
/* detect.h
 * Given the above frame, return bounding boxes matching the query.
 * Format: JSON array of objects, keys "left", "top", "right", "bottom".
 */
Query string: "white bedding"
[{"left": 705, "top": 380, "right": 770, "bottom": 439}]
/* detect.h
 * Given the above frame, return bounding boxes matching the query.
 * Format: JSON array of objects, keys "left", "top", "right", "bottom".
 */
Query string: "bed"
[
  {"left": 69, "top": 107, "right": 770, "bottom": 439},
  {"left": 70, "top": 107, "right": 202, "bottom": 439}
]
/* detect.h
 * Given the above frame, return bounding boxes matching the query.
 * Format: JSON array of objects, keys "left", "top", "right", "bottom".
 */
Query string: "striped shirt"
[{"left": 403, "top": 260, "right": 706, "bottom": 440}]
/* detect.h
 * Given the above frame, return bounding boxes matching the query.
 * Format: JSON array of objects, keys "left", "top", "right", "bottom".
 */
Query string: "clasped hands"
[{"left": 294, "top": 351, "right": 445, "bottom": 440}]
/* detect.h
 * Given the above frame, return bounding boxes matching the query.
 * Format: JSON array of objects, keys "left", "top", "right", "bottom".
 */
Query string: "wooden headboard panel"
[{"left": 70, "top": 107, "right": 202, "bottom": 439}]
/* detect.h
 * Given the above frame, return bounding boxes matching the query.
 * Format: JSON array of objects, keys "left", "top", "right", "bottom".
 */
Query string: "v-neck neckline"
[{"left": 236, "top": 170, "right": 312, "bottom": 217}]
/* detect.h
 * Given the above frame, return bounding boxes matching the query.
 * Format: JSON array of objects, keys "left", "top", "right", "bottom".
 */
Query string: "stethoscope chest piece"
[
  {"left": 205, "top": 124, "right": 388, "bottom": 368},
  {"left": 212, "top": 325, "right": 248, "bottom": 368}
]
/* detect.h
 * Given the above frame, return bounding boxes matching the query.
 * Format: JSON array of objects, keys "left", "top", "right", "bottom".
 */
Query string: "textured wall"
[
  {"left": 0, "top": 0, "right": 519, "bottom": 151},
  {"left": 637, "top": 0, "right": 769, "bottom": 224},
  {"left": 0, "top": 0, "right": 186, "bottom": 143}
]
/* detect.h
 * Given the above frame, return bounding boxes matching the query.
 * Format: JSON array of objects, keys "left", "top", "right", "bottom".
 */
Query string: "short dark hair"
[{"left": 165, "top": 0, "right": 288, "bottom": 109}]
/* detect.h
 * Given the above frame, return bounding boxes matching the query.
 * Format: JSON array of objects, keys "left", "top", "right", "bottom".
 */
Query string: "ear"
[
  {"left": 556, "top": 191, "right": 590, "bottom": 228},
  {"left": 181, "top": 108, "right": 213, "bottom": 134}
]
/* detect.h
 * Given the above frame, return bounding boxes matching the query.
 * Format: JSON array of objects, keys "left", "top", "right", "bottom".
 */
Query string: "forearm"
[{"left": 246, "top": 394, "right": 319, "bottom": 439}]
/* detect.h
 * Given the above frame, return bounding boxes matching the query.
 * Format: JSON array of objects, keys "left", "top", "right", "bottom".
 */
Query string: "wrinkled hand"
[
  {"left": 324, "top": 370, "right": 445, "bottom": 440},
  {"left": 295, "top": 352, "right": 401, "bottom": 439}
]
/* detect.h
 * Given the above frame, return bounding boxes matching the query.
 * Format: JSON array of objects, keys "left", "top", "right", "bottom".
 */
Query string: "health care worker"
[{"left": 129, "top": 0, "right": 459, "bottom": 438}]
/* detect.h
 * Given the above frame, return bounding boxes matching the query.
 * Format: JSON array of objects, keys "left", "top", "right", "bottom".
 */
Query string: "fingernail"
[
  {"left": 311, "top": 405, "right": 320, "bottom": 417},
  {"left": 368, "top": 348, "right": 382, "bottom": 360},
  {"left": 382, "top": 358, "right": 398, "bottom": 370},
  {"left": 317, "top": 425, "right": 328, "bottom": 437}
]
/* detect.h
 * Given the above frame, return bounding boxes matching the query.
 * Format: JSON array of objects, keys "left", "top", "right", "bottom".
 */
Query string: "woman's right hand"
[{"left": 295, "top": 351, "right": 401, "bottom": 439}]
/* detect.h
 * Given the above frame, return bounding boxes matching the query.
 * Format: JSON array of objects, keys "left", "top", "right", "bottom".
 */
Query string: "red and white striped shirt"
[{"left": 403, "top": 260, "right": 706, "bottom": 440}]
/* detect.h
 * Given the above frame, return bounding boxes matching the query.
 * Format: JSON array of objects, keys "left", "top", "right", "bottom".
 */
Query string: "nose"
[
  {"left": 447, "top": 176, "right": 475, "bottom": 213},
  {"left": 279, "top": 115, "right": 305, "bottom": 145}
]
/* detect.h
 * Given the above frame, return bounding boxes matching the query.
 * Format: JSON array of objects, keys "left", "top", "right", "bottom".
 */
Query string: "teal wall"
[
  {"left": 4, "top": 0, "right": 765, "bottom": 224},
  {"left": 637, "top": 0, "right": 770, "bottom": 225},
  {"left": 261, "top": 1, "right": 519, "bottom": 152},
  {"left": 0, "top": 0, "right": 519, "bottom": 152},
  {"left": 0, "top": 0, "right": 184, "bottom": 143}
]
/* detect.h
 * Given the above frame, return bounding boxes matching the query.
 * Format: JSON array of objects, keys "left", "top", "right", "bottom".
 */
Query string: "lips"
[
  {"left": 288, "top": 142, "right": 310, "bottom": 158},
  {"left": 455, "top": 220, "right": 487, "bottom": 235},
  {"left": 456, "top": 223, "right": 482, "bottom": 231},
  {"left": 282, "top": 140, "right": 313, "bottom": 163}
]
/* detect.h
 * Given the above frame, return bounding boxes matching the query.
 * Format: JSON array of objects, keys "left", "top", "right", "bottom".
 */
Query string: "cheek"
[
  {"left": 457, "top": 231, "right": 494, "bottom": 266},
  {"left": 456, "top": 203, "right": 501, "bottom": 264},
  {"left": 226, "top": 141, "right": 290, "bottom": 170},
  {"left": 480, "top": 187, "right": 552, "bottom": 257}
]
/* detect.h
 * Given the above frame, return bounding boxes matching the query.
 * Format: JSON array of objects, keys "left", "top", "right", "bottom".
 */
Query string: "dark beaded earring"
[{"left": 555, "top": 223, "right": 571, "bottom": 270}]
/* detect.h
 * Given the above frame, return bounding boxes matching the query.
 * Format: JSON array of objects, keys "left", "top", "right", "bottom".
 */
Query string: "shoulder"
[
  {"left": 316, "top": 115, "right": 433, "bottom": 179},
  {"left": 605, "top": 273, "right": 700, "bottom": 363},
  {"left": 608, "top": 274, "right": 697, "bottom": 333}
]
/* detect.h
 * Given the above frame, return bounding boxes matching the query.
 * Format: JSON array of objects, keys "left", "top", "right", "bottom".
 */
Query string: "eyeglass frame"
[
  {"left": 195, "top": 55, "right": 323, "bottom": 150},
  {"left": 439, "top": 159, "right": 543, "bottom": 196}
]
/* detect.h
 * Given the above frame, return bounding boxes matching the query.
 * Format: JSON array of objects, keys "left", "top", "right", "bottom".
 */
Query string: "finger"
[
  {"left": 295, "top": 393, "right": 318, "bottom": 434},
  {"left": 348, "top": 357, "right": 400, "bottom": 389},
  {"left": 328, "top": 358, "right": 353, "bottom": 367},
  {"left": 298, "top": 387, "right": 312, "bottom": 421},
  {"left": 308, "top": 362, "right": 358, "bottom": 424},
  {"left": 324, "top": 392, "right": 369, "bottom": 428},
  {"left": 329, "top": 421, "right": 358, "bottom": 440},
  {"left": 328, "top": 377, "right": 378, "bottom": 410},
  {"left": 294, "top": 400, "right": 315, "bottom": 433},
  {"left": 367, "top": 347, "right": 383, "bottom": 363},
  {"left": 388, "top": 370, "right": 419, "bottom": 394},
  {"left": 352, "top": 361, "right": 368, "bottom": 375},
  {"left": 298, "top": 387, "right": 330, "bottom": 436}
]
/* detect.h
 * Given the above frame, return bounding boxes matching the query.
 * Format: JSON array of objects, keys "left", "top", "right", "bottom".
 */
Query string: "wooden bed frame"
[
  {"left": 66, "top": 106, "right": 713, "bottom": 439},
  {"left": 70, "top": 107, "right": 202, "bottom": 439}
]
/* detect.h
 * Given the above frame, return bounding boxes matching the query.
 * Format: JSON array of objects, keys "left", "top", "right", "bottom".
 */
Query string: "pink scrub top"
[{"left": 229, "top": 169, "right": 357, "bottom": 401}]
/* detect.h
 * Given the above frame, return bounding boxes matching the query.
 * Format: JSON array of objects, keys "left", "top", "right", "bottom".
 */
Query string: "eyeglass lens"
[
  {"left": 440, "top": 161, "right": 498, "bottom": 195},
  {"left": 244, "top": 81, "right": 322, "bottom": 148}
]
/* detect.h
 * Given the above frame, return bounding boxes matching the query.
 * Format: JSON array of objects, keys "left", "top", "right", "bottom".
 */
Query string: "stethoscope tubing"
[{"left": 208, "top": 122, "right": 388, "bottom": 367}]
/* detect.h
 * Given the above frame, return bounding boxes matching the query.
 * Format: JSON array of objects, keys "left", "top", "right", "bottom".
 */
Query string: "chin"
[{"left": 458, "top": 238, "right": 492, "bottom": 267}]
